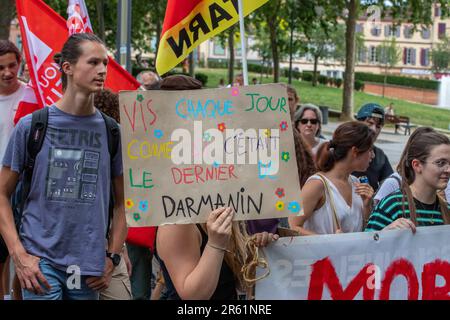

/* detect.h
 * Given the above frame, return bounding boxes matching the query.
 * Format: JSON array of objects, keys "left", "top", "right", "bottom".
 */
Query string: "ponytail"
[{"left": 315, "top": 121, "right": 375, "bottom": 172}]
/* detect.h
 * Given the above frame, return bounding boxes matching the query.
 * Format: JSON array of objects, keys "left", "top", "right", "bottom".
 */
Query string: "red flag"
[
  {"left": 67, "top": 0, "right": 93, "bottom": 35},
  {"left": 15, "top": 0, "right": 140, "bottom": 115},
  {"left": 14, "top": 83, "right": 40, "bottom": 125}
]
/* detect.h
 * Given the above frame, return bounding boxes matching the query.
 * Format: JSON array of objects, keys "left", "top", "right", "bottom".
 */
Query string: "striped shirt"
[{"left": 365, "top": 190, "right": 448, "bottom": 231}]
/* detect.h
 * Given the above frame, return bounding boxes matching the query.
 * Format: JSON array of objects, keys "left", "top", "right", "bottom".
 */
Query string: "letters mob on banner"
[
  {"left": 119, "top": 84, "right": 302, "bottom": 226},
  {"left": 256, "top": 226, "right": 450, "bottom": 300},
  {"left": 156, "top": 0, "right": 269, "bottom": 75}
]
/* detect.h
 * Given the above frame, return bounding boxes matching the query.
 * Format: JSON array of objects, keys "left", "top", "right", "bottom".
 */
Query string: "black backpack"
[{"left": 12, "top": 107, "right": 120, "bottom": 238}]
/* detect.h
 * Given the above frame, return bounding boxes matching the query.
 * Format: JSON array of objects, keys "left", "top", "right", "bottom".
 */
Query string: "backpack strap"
[
  {"left": 19, "top": 108, "right": 49, "bottom": 223},
  {"left": 99, "top": 111, "right": 120, "bottom": 239}
]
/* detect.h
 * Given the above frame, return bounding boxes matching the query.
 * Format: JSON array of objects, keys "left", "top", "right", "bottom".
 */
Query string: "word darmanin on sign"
[{"left": 119, "top": 84, "right": 301, "bottom": 226}]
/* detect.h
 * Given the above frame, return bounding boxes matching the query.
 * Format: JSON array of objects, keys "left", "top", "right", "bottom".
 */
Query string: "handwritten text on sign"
[
  {"left": 256, "top": 226, "right": 450, "bottom": 300},
  {"left": 119, "top": 84, "right": 301, "bottom": 226}
]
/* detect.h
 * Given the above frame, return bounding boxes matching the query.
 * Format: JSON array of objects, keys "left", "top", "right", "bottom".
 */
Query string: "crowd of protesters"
[{"left": 0, "top": 34, "right": 450, "bottom": 301}]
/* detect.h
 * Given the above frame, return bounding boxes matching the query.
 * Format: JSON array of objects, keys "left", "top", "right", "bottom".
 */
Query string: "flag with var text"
[{"left": 156, "top": 0, "right": 269, "bottom": 75}]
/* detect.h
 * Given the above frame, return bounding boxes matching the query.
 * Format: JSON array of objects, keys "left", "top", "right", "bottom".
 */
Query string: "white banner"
[{"left": 256, "top": 226, "right": 450, "bottom": 300}]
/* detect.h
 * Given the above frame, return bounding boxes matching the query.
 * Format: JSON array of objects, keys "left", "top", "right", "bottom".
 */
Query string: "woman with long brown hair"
[
  {"left": 366, "top": 127, "right": 450, "bottom": 232},
  {"left": 289, "top": 121, "right": 375, "bottom": 235}
]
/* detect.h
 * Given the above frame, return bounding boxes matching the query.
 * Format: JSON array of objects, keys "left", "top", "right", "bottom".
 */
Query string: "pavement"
[{"left": 321, "top": 120, "right": 411, "bottom": 168}]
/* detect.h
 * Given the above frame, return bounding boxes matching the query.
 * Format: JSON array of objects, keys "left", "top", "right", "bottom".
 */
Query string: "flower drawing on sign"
[
  {"left": 213, "top": 161, "right": 220, "bottom": 168},
  {"left": 288, "top": 201, "right": 301, "bottom": 214},
  {"left": 125, "top": 199, "right": 134, "bottom": 209},
  {"left": 139, "top": 200, "right": 149, "bottom": 212},
  {"left": 231, "top": 86, "right": 239, "bottom": 97},
  {"left": 264, "top": 129, "right": 271, "bottom": 138},
  {"left": 276, "top": 201, "right": 285, "bottom": 211},
  {"left": 280, "top": 121, "right": 288, "bottom": 132},
  {"left": 203, "top": 132, "right": 212, "bottom": 142},
  {"left": 218, "top": 123, "right": 226, "bottom": 132},
  {"left": 281, "top": 152, "right": 290, "bottom": 162},
  {"left": 133, "top": 213, "right": 141, "bottom": 222},
  {"left": 275, "top": 188, "right": 285, "bottom": 198},
  {"left": 154, "top": 129, "right": 164, "bottom": 139},
  {"left": 137, "top": 94, "right": 144, "bottom": 102}
]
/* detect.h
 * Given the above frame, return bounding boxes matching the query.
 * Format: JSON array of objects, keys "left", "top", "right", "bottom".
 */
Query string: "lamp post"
[{"left": 116, "top": 0, "right": 132, "bottom": 73}]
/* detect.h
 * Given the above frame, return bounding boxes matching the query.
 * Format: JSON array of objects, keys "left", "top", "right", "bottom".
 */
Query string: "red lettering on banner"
[
  {"left": 123, "top": 100, "right": 157, "bottom": 132},
  {"left": 307, "top": 257, "right": 375, "bottom": 300},
  {"left": 379, "top": 258, "right": 419, "bottom": 300},
  {"left": 422, "top": 259, "right": 450, "bottom": 300},
  {"left": 171, "top": 165, "right": 238, "bottom": 185}
]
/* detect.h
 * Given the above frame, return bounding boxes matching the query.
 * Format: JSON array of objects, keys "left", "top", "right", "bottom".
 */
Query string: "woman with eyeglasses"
[
  {"left": 294, "top": 104, "right": 327, "bottom": 157},
  {"left": 366, "top": 127, "right": 450, "bottom": 233}
]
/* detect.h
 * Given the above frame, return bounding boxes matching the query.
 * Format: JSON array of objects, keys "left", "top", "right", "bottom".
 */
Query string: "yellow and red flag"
[{"left": 156, "top": 0, "right": 269, "bottom": 75}]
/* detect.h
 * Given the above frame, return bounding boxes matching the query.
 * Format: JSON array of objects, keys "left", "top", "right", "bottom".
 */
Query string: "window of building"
[
  {"left": 369, "top": 46, "right": 378, "bottom": 63},
  {"left": 403, "top": 48, "right": 416, "bottom": 65},
  {"left": 213, "top": 41, "right": 226, "bottom": 56},
  {"left": 438, "top": 23, "right": 446, "bottom": 39},
  {"left": 435, "top": 6, "right": 441, "bottom": 17},
  {"left": 356, "top": 23, "right": 364, "bottom": 34},
  {"left": 404, "top": 26, "right": 414, "bottom": 39},
  {"left": 357, "top": 46, "right": 367, "bottom": 63},
  {"left": 420, "top": 48, "right": 430, "bottom": 66},
  {"left": 385, "top": 25, "right": 400, "bottom": 38},
  {"left": 421, "top": 28, "right": 431, "bottom": 40},
  {"left": 371, "top": 26, "right": 381, "bottom": 37}
]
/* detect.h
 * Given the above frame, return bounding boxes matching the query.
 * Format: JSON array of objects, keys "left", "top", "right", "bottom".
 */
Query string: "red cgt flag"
[{"left": 15, "top": 0, "right": 140, "bottom": 122}]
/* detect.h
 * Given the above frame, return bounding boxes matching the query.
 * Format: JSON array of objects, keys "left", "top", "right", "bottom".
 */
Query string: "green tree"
[
  {"left": 338, "top": 0, "right": 450, "bottom": 120},
  {"left": 0, "top": 0, "right": 15, "bottom": 40},
  {"left": 377, "top": 38, "right": 401, "bottom": 97},
  {"left": 431, "top": 36, "right": 450, "bottom": 73}
]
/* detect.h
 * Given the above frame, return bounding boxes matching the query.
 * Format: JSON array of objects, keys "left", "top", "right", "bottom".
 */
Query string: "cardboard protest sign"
[
  {"left": 255, "top": 226, "right": 450, "bottom": 300},
  {"left": 119, "top": 84, "right": 301, "bottom": 226}
]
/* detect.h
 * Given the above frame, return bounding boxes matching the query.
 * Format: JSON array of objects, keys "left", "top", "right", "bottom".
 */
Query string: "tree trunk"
[
  {"left": 260, "top": 56, "right": 264, "bottom": 84},
  {"left": 0, "top": 0, "right": 15, "bottom": 40},
  {"left": 154, "top": 0, "right": 163, "bottom": 61},
  {"left": 341, "top": 0, "right": 358, "bottom": 121},
  {"left": 312, "top": 55, "right": 319, "bottom": 87},
  {"left": 288, "top": 12, "right": 294, "bottom": 84},
  {"left": 269, "top": 22, "right": 279, "bottom": 83},
  {"left": 189, "top": 52, "right": 195, "bottom": 77},
  {"left": 96, "top": 0, "right": 105, "bottom": 42},
  {"left": 228, "top": 27, "right": 235, "bottom": 85}
]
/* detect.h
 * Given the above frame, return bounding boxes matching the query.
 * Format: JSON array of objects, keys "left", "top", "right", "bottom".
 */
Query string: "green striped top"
[{"left": 365, "top": 190, "right": 448, "bottom": 231}]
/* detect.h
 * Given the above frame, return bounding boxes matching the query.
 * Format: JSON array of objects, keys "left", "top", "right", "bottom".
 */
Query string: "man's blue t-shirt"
[{"left": 2, "top": 105, "right": 122, "bottom": 276}]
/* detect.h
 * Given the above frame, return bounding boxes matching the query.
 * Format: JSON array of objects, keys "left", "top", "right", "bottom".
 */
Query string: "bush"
[
  {"left": 301, "top": 72, "right": 313, "bottom": 82},
  {"left": 195, "top": 73, "right": 208, "bottom": 86},
  {"left": 355, "top": 72, "right": 439, "bottom": 90},
  {"left": 334, "top": 78, "right": 343, "bottom": 88},
  {"left": 207, "top": 59, "right": 229, "bottom": 69},
  {"left": 248, "top": 63, "right": 272, "bottom": 74},
  {"left": 354, "top": 80, "right": 365, "bottom": 91},
  {"left": 318, "top": 75, "right": 328, "bottom": 85}
]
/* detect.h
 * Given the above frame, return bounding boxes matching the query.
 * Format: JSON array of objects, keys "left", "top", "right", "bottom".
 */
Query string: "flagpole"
[{"left": 237, "top": 0, "right": 249, "bottom": 86}]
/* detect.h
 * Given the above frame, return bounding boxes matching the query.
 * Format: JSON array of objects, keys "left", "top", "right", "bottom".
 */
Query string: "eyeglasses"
[
  {"left": 425, "top": 160, "right": 450, "bottom": 171},
  {"left": 300, "top": 118, "right": 319, "bottom": 125}
]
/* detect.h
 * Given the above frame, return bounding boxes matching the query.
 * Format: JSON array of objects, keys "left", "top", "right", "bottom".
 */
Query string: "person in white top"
[
  {"left": 289, "top": 121, "right": 375, "bottom": 235},
  {"left": 0, "top": 40, "right": 26, "bottom": 300},
  {"left": 294, "top": 104, "right": 327, "bottom": 158}
]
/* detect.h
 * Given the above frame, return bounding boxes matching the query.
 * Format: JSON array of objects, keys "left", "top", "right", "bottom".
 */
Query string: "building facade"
[{"left": 201, "top": 5, "right": 450, "bottom": 79}]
